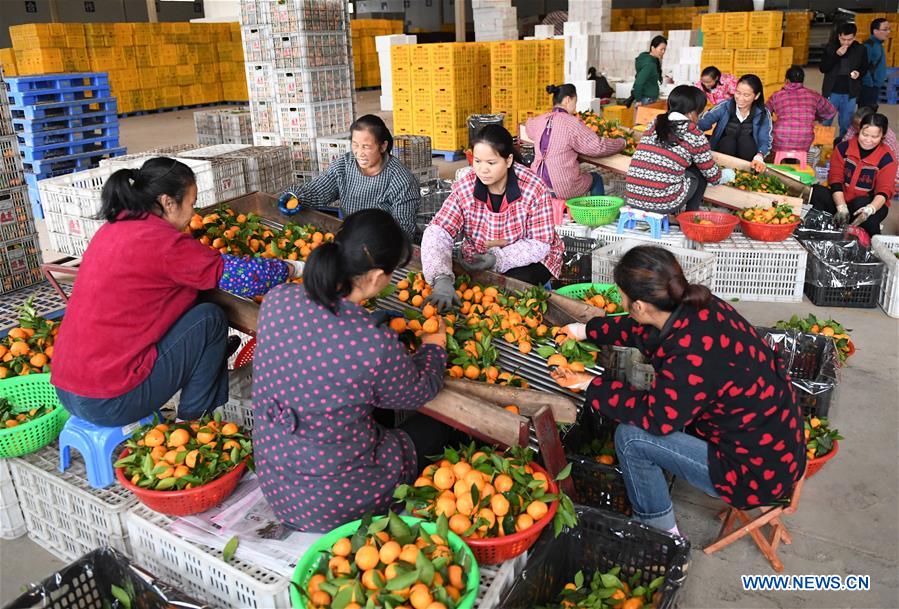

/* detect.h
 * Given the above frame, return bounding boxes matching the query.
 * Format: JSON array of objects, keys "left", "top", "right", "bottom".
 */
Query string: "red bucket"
[{"left": 806, "top": 439, "right": 839, "bottom": 478}]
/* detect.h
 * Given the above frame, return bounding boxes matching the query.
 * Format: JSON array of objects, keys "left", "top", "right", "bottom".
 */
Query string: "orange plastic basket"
[
  {"left": 115, "top": 449, "right": 248, "bottom": 516},
  {"left": 676, "top": 211, "right": 739, "bottom": 243},
  {"left": 739, "top": 218, "right": 800, "bottom": 242},
  {"left": 806, "top": 440, "right": 838, "bottom": 478},
  {"left": 462, "top": 462, "right": 559, "bottom": 565}
]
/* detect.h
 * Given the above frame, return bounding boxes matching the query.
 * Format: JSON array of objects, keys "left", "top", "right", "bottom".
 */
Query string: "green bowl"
[
  {"left": 555, "top": 283, "right": 629, "bottom": 316},
  {"left": 291, "top": 516, "right": 480, "bottom": 609},
  {"left": 564, "top": 196, "right": 625, "bottom": 227},
  {"left": 0, "top": 373, "right": 69, "bottom": 458}
]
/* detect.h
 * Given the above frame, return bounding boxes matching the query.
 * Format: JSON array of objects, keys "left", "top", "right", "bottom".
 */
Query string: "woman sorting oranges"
[
  {"left": 551, "top": 246, "right": 805, "bottom": 536},
  {"left": 421, "top": 125, "right": 564, "bottom": 310},
  {"left": 51, "top": 158, "right": 295, "bottom": 427},
  {"left": 253, "top": 209, "right": 452, "bottom": 532}
]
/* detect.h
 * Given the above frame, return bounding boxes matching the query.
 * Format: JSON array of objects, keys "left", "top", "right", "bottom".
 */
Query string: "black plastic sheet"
[
  {"left": 4, "top": 547, "right": 207, "bottom": 609},
  {"left": 757, "top": 328, "right": 839, "bottom": 398},
  {"left": 796, "top": 208, "right": 843, "bottom": 241},
  {"left": 467, "top": 113, "right": 506, "bottom": 147},
  {"left": 804, "top": 240, "right": 886, "bottom": 287}
]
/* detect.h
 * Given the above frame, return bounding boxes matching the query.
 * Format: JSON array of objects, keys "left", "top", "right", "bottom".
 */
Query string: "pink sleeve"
[
  {"left": 421, "top": 225, "right": 456, "bottom": 283},
  {"left": 491, "top": 182, "right": 555, "bottom": 273},
  {"left": 570, "top": 117, "right": 626, "bottom": 157},
  {"left": 163, "top": 233, "right": 224, "bottom": 290}
]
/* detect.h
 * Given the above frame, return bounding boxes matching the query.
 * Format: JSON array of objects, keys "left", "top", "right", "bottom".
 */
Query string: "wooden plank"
[
  {"left": 419, "top": 390, "right": 529, "bottom": 448},
  {"left": 445, "top": 378, "right": 578, "bottom": 424},
  {"left": 531, "top": 405, "right": 575, "bottom": 496}
]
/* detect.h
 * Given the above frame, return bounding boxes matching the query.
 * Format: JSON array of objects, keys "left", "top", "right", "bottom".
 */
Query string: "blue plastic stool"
[
  {"left": 616, "top": 206, "right": 670, "bottom": 239},
  {"left": 59, "top": 413, "right": 157, "bottom": 488}
]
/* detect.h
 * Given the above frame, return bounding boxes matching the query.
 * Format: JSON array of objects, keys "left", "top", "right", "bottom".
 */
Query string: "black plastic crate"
[
  {"left": 804, "top": 282, "right": 880, "bottom": 308},
  {"left": 758, "top": 328, "right": 839, "bottom": 418},
  {"left": 555, "top": 235, "right": 595, "bottom": 286},
  {"left": 5, "top": 546, "right": 207, "bottom": 609},
  {"left": 497, "top": 506, "right": 690, "bottom": 609},
  {"left": 563, "top": 420, "right": 631, "bottom": 516}
]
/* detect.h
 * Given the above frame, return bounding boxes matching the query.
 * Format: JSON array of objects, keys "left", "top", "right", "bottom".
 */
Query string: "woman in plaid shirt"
[
  {"left": 420, "top": 125, "right": 564, "bottom": 310},
  {"left": 278, "top": 115, "right": 420, "bottom": 238}
]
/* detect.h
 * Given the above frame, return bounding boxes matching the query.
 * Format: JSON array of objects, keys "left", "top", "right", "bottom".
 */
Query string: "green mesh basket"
[
  {"left": 565, "top": 196, "right": 625, "bottom": 227},
  {"left": 554, "top": 283, "right": 629, "bottom": 316},
  {"left": 291, "top": 516, "right": 480, "bottom": 609},
  {"left": 0, "top": 373, "right": 69, "bottom": 458}
]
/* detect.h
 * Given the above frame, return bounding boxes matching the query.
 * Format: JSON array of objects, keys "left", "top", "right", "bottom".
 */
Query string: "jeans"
[
  {"left": 55, "top": 303, "right": 230, "bottom": 426},
  {"left": 810, "top": 186, "right": 890, "bottom": 236},
  {"left": 615, "top": 423, "right": 718, "bottom": 531},
  {"left": 589, "top": 172, "right": 605, "bottom": 196},
  {"left": 858, "top": 86, "right": 880, "bottom": 111},
  {"left": 826, "top": 93, "right": 857, "bottom": 141},
  {"left": 639, "top": 97, "right": 658, "bottom": 105}
]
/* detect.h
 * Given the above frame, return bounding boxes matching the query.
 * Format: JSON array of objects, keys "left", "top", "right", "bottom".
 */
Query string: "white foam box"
[
  {"left": 380, "top": 94, "right": 393, "bottom": 111},
  {"left": 614, "top": 81, "right": 634, "bottom": 98},
  {"left": 534, "top": 24, "right": 555, "bottom": 39},
  {"left": 573, "top": 80, "right": 596, "bottom": 111}
]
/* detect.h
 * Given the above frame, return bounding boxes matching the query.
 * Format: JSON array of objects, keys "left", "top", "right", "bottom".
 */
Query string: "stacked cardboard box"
[
  {"left": 5, "top": 22, "right": 247, "bottom": 114},
  {"left": 472, "top": 0, "right": 518, "bottom": 42},
  {"left": 351, "top": 19, "right": 403, "bottom": 88}
]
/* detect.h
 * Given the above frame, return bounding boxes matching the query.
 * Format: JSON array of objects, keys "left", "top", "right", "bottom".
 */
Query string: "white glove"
[
  {"left": 718, "top": 168, "right": 736, "bottom": 185},
  {"left": 284, "top": 260, "right": 304, "bottom": 279},
  {"left": 562, "top": 323, "right": 588, "bottom": 341}
]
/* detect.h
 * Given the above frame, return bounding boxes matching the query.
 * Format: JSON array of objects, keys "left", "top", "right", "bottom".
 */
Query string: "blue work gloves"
[{"left": 277, "top": 192, "right": 301, "bottom": 216}]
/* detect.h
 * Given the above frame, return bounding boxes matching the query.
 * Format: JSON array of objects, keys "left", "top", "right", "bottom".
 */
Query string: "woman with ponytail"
[
  {"left": 626, "top": 85, "right": 735, "bottom": 214},
  {"left": 525, "top": 82, "right": 625, "bottom": 199},
  {"left": 51, "top": 158, "right": 297, "bottom": 427},
  {"left": 253, "top": 209, "right": 451, "bottom": 531},
  {"left": 551, "top": 246, "right": 805, "bottom": 536}
]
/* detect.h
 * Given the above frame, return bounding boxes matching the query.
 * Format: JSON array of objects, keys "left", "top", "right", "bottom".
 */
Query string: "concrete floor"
[{"left": 4, "top": 88, "right": 898, "bottom": 608}]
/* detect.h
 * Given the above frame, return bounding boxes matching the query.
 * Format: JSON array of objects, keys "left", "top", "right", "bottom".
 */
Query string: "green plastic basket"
[
  {"left": 564, "top": 196, "right": 625, "bottom": 227},
  {"left": 291, "top": 516, "right": 480, "bottom": 609},
  {"left": 555, "top": 283, "right": 629, "bottom": 316},
  {"left": 0, "top": 373, "right": 69, "bottom": 458}
]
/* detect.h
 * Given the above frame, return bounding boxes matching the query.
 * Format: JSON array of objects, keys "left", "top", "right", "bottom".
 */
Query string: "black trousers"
[
  {"left": 683, "top": 165, "right": 708, "bottom": 212},
  {"left": 400, "top": 413, "right": 457, "bottom": 472},
  {"left": 506, "top": 262, "right": 553, "bottom": 286},
  {"left": 715, "top": 132, "right": 759, "bottom": 162},
  {"left": 810, "top": 185, "right": 890, "bottom": 236}
]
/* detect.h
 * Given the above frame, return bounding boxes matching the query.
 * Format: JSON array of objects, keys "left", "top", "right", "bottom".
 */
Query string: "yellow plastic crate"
[
  {"left": 749, "top": 11, "right": 783, "bottom": 30},
  {"left": 724, "top": 12, "right": 750, "bottom": 32},
  {"left": 411, "top": 44, "right": 431, "bottom": 66},
  {"left": 785, "top": 11, "right": 812, "bottom": 27},
  {"left": 748, "top": 29, "right": 783, "bottom": 49},
  {"left": 489, "top": 40, "right": 537, "bottom": 65},
  {"left": 734, "top": 48, "right": 780, "bottom": 69},
  {"left": 391, "top": 44, "right": 412, "bottom": 66},
  {"left": 491, "top": 63, "right": 536, "bottom": 90},
  {"left": 411, "top": 67, "right": 431, "bottom": 89},
  {"left": 412, "top": 88, "right": 433, "bottom": 111},
  {"left": 427, "top": 43, "right": 474, "bottom": 66},
  {"left": 701, "top": 13, "right": 725, "bottom": 31},
  {"left": 0, "top": 48, "right": 18, "bottom": 76},
  {"left": 431, "top": 87, "right": 470, "bottom": 109},
  {"left": 412, "top": 108, "right": 433, "bottom": 133},
  {"left": 702, "top": 31, "right": 726, "bottom": 50},
  {"left": 14, "top": 49, "right": 64, "bottom": 75},
  {"left": 10, "top": 24, "right": 67, "bottom": 48},
  {"left": 433, "top": 106, "right": 469, "bottom": 130},
  {"left": 432, "top": 127, "right": 466, "bottom": 152},
  {"left": 700, "top": 49, "right": 734, "bottom": 73},
  {"left": 393, "top": 85, "right": 412, "bottom": 107},
  {"left": 780, "top": 47, "right": 794, "bottom": 67},
  {"left": 432, "top": 66, "right": 472, "bottom": 90},
  {"left": 725, "top": 31, "right": 748, "bottom": 48},
  {"left": 602, "top": 105, "right": 634, "bottom": 128},
  {"left": 393, "top": 110, "right": 414, "bottom": 135}
]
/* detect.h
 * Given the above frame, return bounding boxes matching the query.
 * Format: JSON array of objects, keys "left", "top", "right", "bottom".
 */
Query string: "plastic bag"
[
  {"left": 467, "top": 113, "right": 506, "bottom": 147},
  {"left": 757, "top": 328, "right": 839, "bottom": 397},
  {"left": 795, "top": 208, "right": 843, "bottom": 241},
  {"left": 804, "top": 240, "right": 886, "bottom": 287}
]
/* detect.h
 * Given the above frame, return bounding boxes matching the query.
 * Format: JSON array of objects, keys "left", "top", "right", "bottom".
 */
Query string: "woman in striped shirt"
[{"left": 278, "top": 115, "right": 421, "bottom": 238}]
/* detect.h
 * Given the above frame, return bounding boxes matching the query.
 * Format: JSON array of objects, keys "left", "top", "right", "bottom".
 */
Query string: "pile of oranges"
[
  {"left": 301, "top": 512, "right": 473, "bottom": 609},
  {"left": 0, "top": 399, "right": 55, "bottom": 429},
  {"left": 577, "top": 286, "right": 621, "bottom": 314},
  {"left": 0, "top": 298, "right": 57, "bottom": 380},
  {"left": 738, "top": 203, "right": 799, "bottom": 225},
  {"left": 394, "top": 444, "right": 575, "bottom": 541},
  {"left": 775, "top": 313, "right": 854, "bottom": 362},
  {"left": 547, "top": 566, "right": 665, "bottom": 609},
  {"left": 114, "top": 413, "right": 252, "bottom": 491}
]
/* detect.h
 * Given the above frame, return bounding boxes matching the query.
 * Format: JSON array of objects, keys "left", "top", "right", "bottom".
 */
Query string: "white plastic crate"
[
  {"left": 219, "top": 397, "right": 254, "bottom": 431},
  {"left": 699, "top": 234, "right": 807, "bottom": 303},
  {"left": 267, "top": 0, "right": 346, "bottom": 33},
  {"left": 592, "top": 239, "right": 716, "bottom": 285},
  {"left": 8, "top": 445, "right": 136, "bottom": 561},
  {"left": 285, "top": 138, "right": 320, "bottom": 173},
  {"left": 244, "top": 62, "right": 276, "bottom": 101},
  {"left": 46, "top": 231, "right": 89, "bottom": 257},
  {"left": 271, "top": 32, "right": 350, "bottom": 69},
  {"left": 240, "top": 25, "right": 274, "bottom": 63},
  {"left": 590, "top": 224, "right": 689, "bottom": 249},
  {"left": 0, "top": 459, "right": 26, "bottom": 540},
  {"left": 275, "top": 66, "right": 354, "bottom": 105},
  {"left": 44, "top": 211, "right": 105, "bottom": 241},
  {"left": 316, "top": 135, "right": 351, "bottom": 173},
  {"left": 555, "top": 221, "right": 592, "bottom": 238},
  {"left": 229, "top": 365, "right": 253, "bottom": 401},
  {"left": 872, "top": 235, "right": 899, "bottom": 318},
  {"left": 412, "top": 165, "right": 440, "bottom": 184},
  {"left": 37, "top": 166, "right": 108, "bottom": 217},
  {"left": 126, "top": 504, "right": 291, "bottom": 609},
  {"left": 277, "top": 100, "right": 354, "bottom": 140},
  {"left": 249, "top": 99, "right": 278, "bottom": 134},
  {"left": 478, "top": 553, "right": 527, "bottom": 608}
]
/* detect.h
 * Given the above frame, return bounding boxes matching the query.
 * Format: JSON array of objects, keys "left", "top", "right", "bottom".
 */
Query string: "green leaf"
[
  {"left": 416, "top": 550, "right": 435, "bottom": 585},
  {"left": 388, "top": 512, "right": 413, "bottom": 546},
  {"left": 385, "top": 570, "right": 420, "bottom": 591},
  {"left": 600, "top": 573, "right": 623, "bottom": 589},
  {"left": 648, "top": 575, "right": 665, "bottom": 591},
  {"left": 155, "top": 476, "right": 178, "bottom": 490},
  {"left": 113, "top": 455, "right": 136, "bottom": 468},
  {"left": 368, "top": 516, "right": 390, "bottom": 534},
  {"left": 436, "top": 514, "right": 449, "bottom": 542},
  {"left": 110, "top": 585, "right": 131, "bottom": 609},
  {"left": 632, "top": 585, "right": 647, "bottom": 598},
  {"left": 574, "top": 570, "right": 584, "bottom": 589},
  {"left": 223, "top": 535, "right": 239, "bottom": 562},
  {"left": 536, "top": 345, "right": 557, "bottom": 359}
]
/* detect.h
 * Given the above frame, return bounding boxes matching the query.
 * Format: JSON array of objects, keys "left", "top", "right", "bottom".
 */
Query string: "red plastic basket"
[
  {"left": 805, "top": 439, "right": 839, "bottom": 478},
  {"left": 462, "top": 462, "right": 559, "bottom": 565},
  {"left": 739, "top": 218, "right": 800, "bottom": 242},
  {"left": 115, "top": 449, "right": 248, "bottom": 516},
  {"left": 676, "top": 211, "right": 739, "bottom": 243}
]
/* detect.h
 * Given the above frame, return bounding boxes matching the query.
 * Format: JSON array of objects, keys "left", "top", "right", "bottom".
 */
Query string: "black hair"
[
  {"left": 471, "top": 124, "right": 523, "bottom": 164},
  {"left": 650, "top": 35, "right": 667, "bottom": 49},
  {"left": 785, "top": 65, "right": 805, "bottom": 84},
  {"left": 853, "top": 105, "right": 876, "bottom": 124},
  {"left": 654, "top": 85, "right": 707, "bottom": 144},
  {"left": 871, "top": 18, "right": 889, "bottom": 35},
  {"left": 737, "top": 74, "right": 766, "bottom": 112},
  {"left": 837, "top": 22, "right": 857, "bottom": 37},
  {"left": 859, "top": 112, "right": 889, "bottom": 138},
  {"left": 546, "top": 83, "right": 577, "bottom": 106},
  {"left": 587, "top": 67, "right": 598, "bottom": 78},
  {"left": 350, "top": 114, "right": 394, "bottom": 154},
  {"left": 700, "top": 66, "right": 721, "bottom": 81},
  {"left": 303, "top": 209, "right": 412, "bottom": 314},
  {"left": 100, "top": 157, "right": 196, "bottom": 223},
  {"left": 614, "top": 246, "right": 711, "bottom": 312}
]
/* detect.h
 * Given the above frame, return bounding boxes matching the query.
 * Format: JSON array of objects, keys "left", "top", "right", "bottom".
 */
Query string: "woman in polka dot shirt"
[
  {"left": 253, "top": 209, "right": 450, "bottom": 532},
  {"left": 552, "top": 246, "right": 805, "bottom": 536}
]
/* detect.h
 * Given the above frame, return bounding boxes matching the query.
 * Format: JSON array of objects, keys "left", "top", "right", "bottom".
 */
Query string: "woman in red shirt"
[
  {"left": 811, "top": 112, "right": 896, "bottom": 236},
  {"left": 551, "top": 246, "right": 804, "bottom": 535},
  {"left": 52, "top": 158, "right": 295, "bottom": 426}
]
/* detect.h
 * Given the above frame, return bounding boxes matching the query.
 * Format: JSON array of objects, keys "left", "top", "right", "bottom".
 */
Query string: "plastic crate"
[
  {"left": 0, "top": 187, "right": 35, "bottom": 242},
  {"left": 555, "top": 222, "right": 592, "bottom": 239},
  {"left": 496, "top": 506, "right": 690, "bottom": 609},
  {"left": 590, "top": 224, "right": 688, "bottom": 249},
  {"left": 277, "top": 100, "right": 353, "bottom": 140},
  {"left": 267, "top": 0, "right": 346, "bottom": 33},
  {"left": 700, "top": 49, "right": 734, "bottom": 74},
  {"left": 734, "top": 48, "right": 780, "bottom": 69},
  {"left": 758, "top": 328, "right": 838, "bottom": 418},
  {"left": 699, "top": 234, "right": 807, "bottom": 302},
  {"left": 315, "top": 135, "right": 351, "bottom": 173},
  {"left": 0, "top": 459, "right": 26, "bottom": 540},
  {"left": 804, "top": 283, "right": 880, "bottom": 308},
  {"left": 592, "top": 239, "right": 715, "bottom": 285},
  {"left": 125, "top": 504, "right": 291, "bottom": 609},
  {"left": 272, "top": 32, "right": 349, "bottom": 69},
  {"left": 701, "top": 12, "right": 725, "bottom": 31},
  {"left": 244, "top": 62, "right": 276, "bottom": 100},
  {"left": 725, "top": 30, "right": 748, "bottom": 49},
  {"left": 702, "top": 31, "right": 726, "bottom": 49},
  {"left": 219, "top": 397, "right": 253, "bottom": 432},
  {"left": 489, "top": 40, "right": 537, "bottom": 65},
  {"left": 0, "top": 135, "right": 25, "bottom": 190},
  {"left": 747, "top": 29, "right": 783, "bottom": 48},
  {"left": 724, "top": 11, "right": 750, "bottom": 31},
  {"left": 872, "top": 235, "right": 899, "bottom": 318},
  {"left": 562, "top": 422, "right": 630, "bottom": 515},
  {"left": 274, "top": 66, "right": 353, "bottom": 105},
  {"left": 557, "top": 235, "right": 597, "bottom": 286},
  {"left": 0, "top": 234, "right": 43, "bottom": 295},
  {"left": 8, "top": 444, "right": 135, "bottom": 561},
  {"left": 803, "top": 240, "right": 885, "bottom": 309},
  {"left": 749, "top": 10, "right": 784, "bottom": 30}
]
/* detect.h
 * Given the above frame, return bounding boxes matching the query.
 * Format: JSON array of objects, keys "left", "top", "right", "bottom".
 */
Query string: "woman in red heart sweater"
[{"left": 552, "top": 246, "right": 805, "bottom": 535}]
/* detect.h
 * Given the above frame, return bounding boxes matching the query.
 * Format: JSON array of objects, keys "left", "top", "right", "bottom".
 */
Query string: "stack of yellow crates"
[
  {"left": 351, "top": 19, "right": 403, "bottom": 88},
  {"left": 3, "top": 22, "right": 247, "bottom": 114},
  {"left": 855, "top": 12, "right": 899, "bottom": 67},
  {"left": 783, "top": 12, "right": 812, "bottom": 66},
  {"left": 490, "top": 40, "right": 564, "bottom": 131},
  {"left": 535, "top": 39, "right": 565, "bottom": 110},
  {"left": 701, "top": 11, "right": 791, "bottom": 96},
  {"left": 612, "top": 7, "right": 703, "bottom": 33}
]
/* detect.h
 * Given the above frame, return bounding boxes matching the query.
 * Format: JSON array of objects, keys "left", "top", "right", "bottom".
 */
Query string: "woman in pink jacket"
[{"left": 526, "top": 83, "right": 626, "bottom": 199}]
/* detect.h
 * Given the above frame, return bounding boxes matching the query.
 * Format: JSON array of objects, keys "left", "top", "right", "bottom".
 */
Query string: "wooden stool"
[{"left": 703, "top": 476, "right": 805, "bottom": 572}]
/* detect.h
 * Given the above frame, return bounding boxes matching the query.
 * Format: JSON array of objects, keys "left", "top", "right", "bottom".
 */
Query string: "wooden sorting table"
[{"left": 201, "top": 192, "right": 610, "bottom": 492}]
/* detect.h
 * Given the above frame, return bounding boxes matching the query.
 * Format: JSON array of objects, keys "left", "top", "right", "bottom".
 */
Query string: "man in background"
[{"left": 860, "top": 18, "right": 891, "bottom": 110}]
